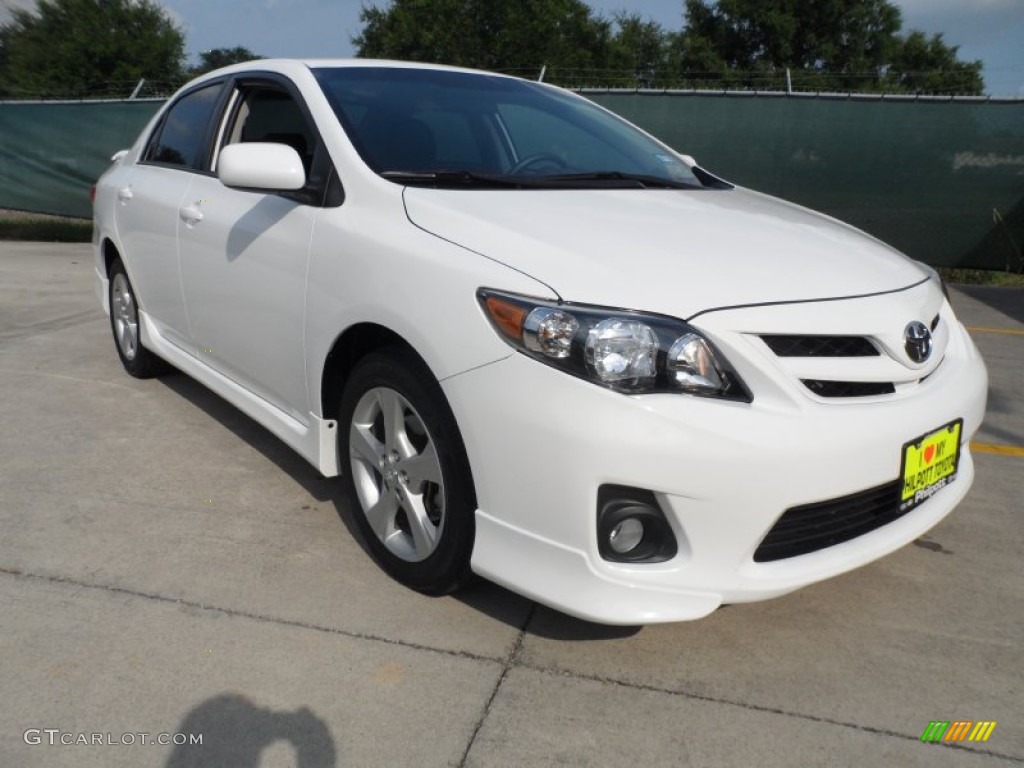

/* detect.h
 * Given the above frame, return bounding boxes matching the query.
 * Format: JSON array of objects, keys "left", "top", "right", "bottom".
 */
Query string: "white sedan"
[{"left": 93, "top": 59, "right": 987, "bottom": 625}]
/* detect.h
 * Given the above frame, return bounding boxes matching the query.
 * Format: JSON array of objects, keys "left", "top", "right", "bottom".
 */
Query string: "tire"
[
  {"left": 108, "top": 257, "right": 168, "bottom": 379},
  {"left": 338, "top": 348, "right": 476, "bottom": 595}
]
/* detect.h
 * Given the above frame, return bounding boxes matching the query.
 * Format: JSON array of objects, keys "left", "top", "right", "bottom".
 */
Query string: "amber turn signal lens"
[{"left": 484, "top": 295, "right": 528, "bottom": 340}]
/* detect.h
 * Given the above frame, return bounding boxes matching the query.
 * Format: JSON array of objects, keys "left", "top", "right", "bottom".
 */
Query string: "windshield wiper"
[
  {"left": 381, "top": 169, "right": 707, "bottom": 190},
  {"left": 381, "top": 170, "right": 526, "bottom": 188},
  {"left": 530, "top": 171, "right": 703, "bottom": 190}
]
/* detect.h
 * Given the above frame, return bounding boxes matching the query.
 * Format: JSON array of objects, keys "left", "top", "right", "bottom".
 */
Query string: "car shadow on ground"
[{"left": 158, "top": 374, "right": 641, "bottom": 642}]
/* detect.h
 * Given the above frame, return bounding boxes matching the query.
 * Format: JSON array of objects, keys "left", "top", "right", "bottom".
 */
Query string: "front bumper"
[{"left": 443, "top": 297, "right": 987, "bottom": 625}]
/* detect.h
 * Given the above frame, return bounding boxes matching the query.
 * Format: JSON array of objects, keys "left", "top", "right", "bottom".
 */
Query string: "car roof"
[{"left": 198, "top": 58, "right": 518, "bottom": 82}]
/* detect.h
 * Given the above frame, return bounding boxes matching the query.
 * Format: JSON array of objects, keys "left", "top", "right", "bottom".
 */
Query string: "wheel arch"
[
  {"left": 101, "top": 237, "right": 121, "bottom": 278},
  {"left": 320, "top": 322, "right": 414, "bottom": 422},
  {"left": 321, "top": 321, "right": 479, "bottom": 505}
]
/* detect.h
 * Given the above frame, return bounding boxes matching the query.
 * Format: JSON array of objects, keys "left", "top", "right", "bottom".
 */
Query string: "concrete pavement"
[{"left": 1, "top": 242, "right": 1021, "bottom": 767}]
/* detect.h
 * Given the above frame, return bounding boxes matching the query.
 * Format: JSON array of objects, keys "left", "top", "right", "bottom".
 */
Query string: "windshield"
[{"left": 313, "top": 66, "right": 712, "bottom": 189}]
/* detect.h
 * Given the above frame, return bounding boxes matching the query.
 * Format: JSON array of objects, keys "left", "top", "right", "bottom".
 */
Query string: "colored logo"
[{"left": 920, "top": 720, "right": 997, "bottom": 743}]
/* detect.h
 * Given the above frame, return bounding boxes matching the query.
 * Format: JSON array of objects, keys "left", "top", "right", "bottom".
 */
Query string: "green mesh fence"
[
  {"left": 1, "top": 94, "right": 1021, "bottom": 269},
  {"left": 0, "top": 100, "right": 161, "bottom": 219},
  {"left": 587, "top": 92, "right": 1024, "bottom": 270}
]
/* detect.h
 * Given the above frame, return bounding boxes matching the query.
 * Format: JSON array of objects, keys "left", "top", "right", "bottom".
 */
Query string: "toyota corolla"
[{"left": 92, "top": 60, "right": 988, "bottom": 624}]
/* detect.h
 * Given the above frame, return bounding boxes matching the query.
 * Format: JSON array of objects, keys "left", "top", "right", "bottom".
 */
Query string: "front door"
[{"left": 177, "top": 82, "right": 324, "bottom": 422}]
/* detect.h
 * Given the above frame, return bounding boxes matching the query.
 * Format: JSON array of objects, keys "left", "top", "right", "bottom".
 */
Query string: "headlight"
[
  {"left": 524, "top": 307, "right": 578, "bottom": 359},
  {"left": 479, "top": 289, "right": 751, "bottom": 401},
  {"left": 585, "top": 318, "right": 658, "bottom": 384}
]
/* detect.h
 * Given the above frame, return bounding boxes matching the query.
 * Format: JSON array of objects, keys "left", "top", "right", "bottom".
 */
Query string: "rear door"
[{"left": 114, "top": 81, "right": 225, "bottom": 348}]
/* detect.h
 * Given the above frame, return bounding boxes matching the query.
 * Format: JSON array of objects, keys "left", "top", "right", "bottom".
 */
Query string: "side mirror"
[{"left": 218, "top": 143, "right": 306, "bottom": 191}]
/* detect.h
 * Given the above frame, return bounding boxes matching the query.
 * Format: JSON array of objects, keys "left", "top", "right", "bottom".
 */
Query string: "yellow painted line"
[
  {"left": 966, "top": 326, "right": 1024, "bottom": 336},
  {"left": 971, "top": 442, "right": 1024, "bottom": 457}
]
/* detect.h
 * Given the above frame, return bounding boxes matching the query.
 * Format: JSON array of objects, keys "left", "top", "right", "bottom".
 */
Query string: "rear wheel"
[
  {"left": 108, "top": 257, "right": 167, "bottom": 378},
  {"left": 338, "top": 348, "right": 476, "bottom": 595}
]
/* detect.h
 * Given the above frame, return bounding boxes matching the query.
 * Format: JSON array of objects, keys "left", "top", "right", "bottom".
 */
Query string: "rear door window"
[{"left": 143, "top": 83, "right": 223, "bottom": 169}]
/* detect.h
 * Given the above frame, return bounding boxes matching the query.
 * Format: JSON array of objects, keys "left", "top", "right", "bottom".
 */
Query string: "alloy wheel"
[
  {"left": 349, "top": 386, "right": 446, "bottom": 562},
  {"left": 111, "top": 272, "right": 138, "bottom": 361}
]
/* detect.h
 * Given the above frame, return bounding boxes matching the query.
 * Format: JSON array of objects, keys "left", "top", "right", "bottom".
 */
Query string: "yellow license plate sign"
[{"left": 900, "top": 419, "right": 963, "bottom": 512}]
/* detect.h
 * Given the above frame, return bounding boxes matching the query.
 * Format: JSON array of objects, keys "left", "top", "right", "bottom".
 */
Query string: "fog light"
[
  {"left": 608, "top": 516, "right": 644, "bottom": 554},
  {"left": 597, "top": 485, "right": 678, "bottom": 563}
]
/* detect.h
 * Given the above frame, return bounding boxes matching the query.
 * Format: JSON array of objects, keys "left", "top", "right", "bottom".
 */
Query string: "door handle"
[
  {"left": 179, "top": 204, "right": 204, "bottom": 226},
  {"left": 117, "top": 186, "right": 133, "bottom": 203}
]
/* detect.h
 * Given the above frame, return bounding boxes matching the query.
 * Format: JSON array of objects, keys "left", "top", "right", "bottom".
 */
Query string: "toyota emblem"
[{"left": 904, "top": 321, "right": 932, "bottom": 363}]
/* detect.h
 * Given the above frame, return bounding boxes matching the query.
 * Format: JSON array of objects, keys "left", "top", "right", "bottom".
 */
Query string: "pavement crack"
[
  {"left": 0, "top": 566, "right": 505, "bottom": 667},
  {"left": 457, "top": 602, "right": 536, "bottom": 767},
  {"left": 520, "top": 662, "right": 1023, "bottom": 763},
  {"left": 0, "top": 310, "right": 103, "bottom": 344},
  {"left": 5, "top": 566, "right": 1018, "bottom": 763},
  {"left": 0, "top": 367, "right": 140, "bottom": 391}
]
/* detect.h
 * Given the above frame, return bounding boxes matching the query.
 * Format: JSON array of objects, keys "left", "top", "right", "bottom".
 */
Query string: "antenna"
[{"left": 538, "top": 65, "right": 546, "bottom": 83}]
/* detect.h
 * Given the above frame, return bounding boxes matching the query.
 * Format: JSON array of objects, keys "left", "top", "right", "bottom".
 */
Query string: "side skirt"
[{"left": 138, "top": 309, "right": 340, "bottom": 478}]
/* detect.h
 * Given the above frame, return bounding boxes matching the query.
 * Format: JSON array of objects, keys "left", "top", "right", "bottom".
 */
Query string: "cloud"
[
  {"left": 2, "top": 0, "right": 188, "bottom": 29},
  {"left": 150, "top": 1, "right": 189, "bottom": 33},
  {"left": 894, "top": 0, "right": 1024, "bottom": 45},
  {"left": 0, "top": 0, "right": 37, "bottom": 22},
  {"left": 891, "top": 0, "right": 1024, "bottom": 95},
  {"left": 898, "top": 0, "right": 1020, "bottom": 13}
]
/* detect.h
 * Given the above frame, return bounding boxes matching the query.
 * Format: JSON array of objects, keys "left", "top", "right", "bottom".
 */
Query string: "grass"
[
  {"left": 0, "top": 211, "right": 92, "bottom": 243},
  {"left": 938, "top": 267, "right": 1024, "bottom": 287}
]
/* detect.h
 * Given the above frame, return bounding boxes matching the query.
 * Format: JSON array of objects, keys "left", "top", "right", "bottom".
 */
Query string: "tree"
[
  {"left": 0, "top": 0, "right": 185, "bottom": 98},
  {"left": 353, "top": 0, "right": 614, "bottom": 77},
  {"left": 886, "top": 31, "right": 983, "bottom": 95},
  {"left": 607, "top": 12, "right": 674, "bottom": 87},
  {"left": 676, "top": 0, "right": 984, "bottom": 94},
  {"left": 351, "top": 0, "right": 984, "bottom": 94},
  {"left": 190, "top": 46, "right": 261, "bottom": 78}
]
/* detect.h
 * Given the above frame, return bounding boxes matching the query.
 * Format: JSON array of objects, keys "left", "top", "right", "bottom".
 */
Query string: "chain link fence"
[
  {"left": 1, "top": 91, "right": 1021, "bottom": 269},
  {"left": 585, "top": 90, "right": 1024, "bottom": 271},
  {"left": 0, "top": 99, "right": 162, "bottom": 218}
]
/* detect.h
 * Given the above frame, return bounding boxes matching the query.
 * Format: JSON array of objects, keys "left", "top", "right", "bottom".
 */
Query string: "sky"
[{"left": 2, "top": 0, "right": 1022, "bottom": 96}]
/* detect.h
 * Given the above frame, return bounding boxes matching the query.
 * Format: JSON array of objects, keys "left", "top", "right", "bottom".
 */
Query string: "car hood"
[{"left": 402, "top": 186, "right": 927, "bottom": 319}]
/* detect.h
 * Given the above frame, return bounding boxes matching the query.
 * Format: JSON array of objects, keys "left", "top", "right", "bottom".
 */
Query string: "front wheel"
[{"left": 338, "top": 349, "right": 476, "bottom": 595}]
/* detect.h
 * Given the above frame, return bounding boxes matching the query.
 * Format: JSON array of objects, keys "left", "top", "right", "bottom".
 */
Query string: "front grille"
[
  {"left": 761, "top": 335, "right": 878, "bottom": 357},
  {"left": 754, "top": 480, "right": 903, "bottom": 562},
  {"left": 802, "top": 379, "right": 896, "bottom": 397}
]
